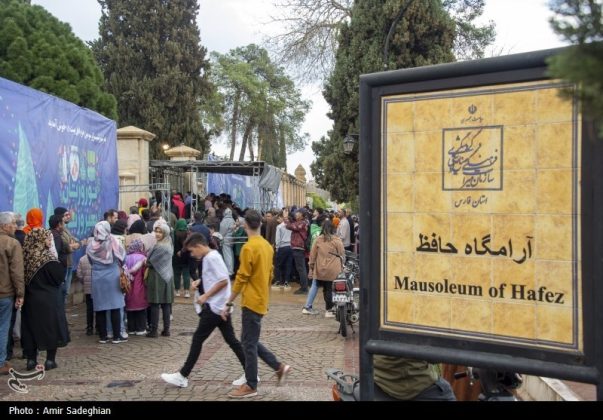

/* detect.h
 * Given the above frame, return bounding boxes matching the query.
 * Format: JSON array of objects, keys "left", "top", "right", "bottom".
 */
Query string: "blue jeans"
[
  {"left": 304, "top": 280, "right": 333, "bottom": 311},
  {"left": 241, "top": 308, "right": 281, "bottom": 390},
  {"left": 0, "top": 296, "right": 14, "bottom": 367},
  {"left": 62, "top": 267, "right": 73, "bottom": 303}
]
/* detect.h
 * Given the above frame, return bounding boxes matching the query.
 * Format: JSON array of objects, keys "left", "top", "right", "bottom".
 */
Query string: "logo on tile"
[{"left": 442, "top": 125, "right": 504, "bottom": 191}]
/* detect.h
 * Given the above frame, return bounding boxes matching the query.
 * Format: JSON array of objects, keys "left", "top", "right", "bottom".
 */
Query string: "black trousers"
[
  {"left": 85, "top": 294, "right": 97, "bottom": 331},
  {"left": 149, "top": 303, "right": 171, "bottom": 333},
  {"left": 126, "top": 310, "right": 147, "bottom": 333},
  {"left": 97, "top": 309, "right": 121, "bottom": 339},
  {"left": 179, "top": 305, "right": 245, "bottom": 378}
]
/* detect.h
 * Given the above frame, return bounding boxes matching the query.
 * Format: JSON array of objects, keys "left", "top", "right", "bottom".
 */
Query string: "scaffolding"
[
  {"left": 148, "top": 160, "right": 282, "bottom": 213},
  {"left": 118, "top": 182, "right": 171, "bottom": 221}
]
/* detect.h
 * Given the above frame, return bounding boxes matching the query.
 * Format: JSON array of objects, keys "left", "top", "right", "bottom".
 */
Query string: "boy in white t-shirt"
[{"left": 160, "top": 233, "right": 246, "bottom": 388}]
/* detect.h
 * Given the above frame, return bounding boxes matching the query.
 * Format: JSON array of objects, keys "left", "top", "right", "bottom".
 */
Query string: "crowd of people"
[{"left": 0, "top": 191, "right": 359, "bottom": 397}]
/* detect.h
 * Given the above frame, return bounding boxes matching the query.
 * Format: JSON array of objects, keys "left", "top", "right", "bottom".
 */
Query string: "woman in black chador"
[{"left": 21, "top": 227, "right": 70, "bottom": 370}]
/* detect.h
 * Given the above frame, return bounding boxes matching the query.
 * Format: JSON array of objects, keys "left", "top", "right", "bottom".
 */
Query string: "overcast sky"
[{"left": 31, "top": 0, "right": 567, "bottom": 177}]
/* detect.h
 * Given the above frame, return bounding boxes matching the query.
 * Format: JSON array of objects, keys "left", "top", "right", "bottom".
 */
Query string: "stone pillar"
[
  {"left": 164, "top": 144, "right": 201, "bottom": 199},
  {"left": 116, "top": 126, "right": 156, "bottom": 210}
]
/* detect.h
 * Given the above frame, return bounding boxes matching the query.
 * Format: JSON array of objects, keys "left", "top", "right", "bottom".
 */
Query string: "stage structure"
[{"left": 149, "top": 159, "right": 283, "bottom": 213}]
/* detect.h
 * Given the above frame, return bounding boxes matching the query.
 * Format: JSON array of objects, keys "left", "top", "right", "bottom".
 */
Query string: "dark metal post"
[{"left": 383, "top": 0, "right": 415, "bottom": 70}]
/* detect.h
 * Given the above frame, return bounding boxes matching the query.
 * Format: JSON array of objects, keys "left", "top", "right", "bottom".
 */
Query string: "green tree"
[
  {"left": 308, "top": 192, "right": 328, "bottom": 210},
  {"left": 268, "top": 0, "right": 494, "bottom": 82},
  {"left": 548, "top": 0, "right": 603, "bottom": 133},
  {"left": 211, "top": 45, "right": 309, "bottom": 169},
  {"left": 92, "top": 0, "right": 211, "bottom": 159},
  {"left": 0, "top": 0, "right": 116, "bottom": 118},
  {"left": 312, "top": 0, "right": 456, "bottom": 202}
]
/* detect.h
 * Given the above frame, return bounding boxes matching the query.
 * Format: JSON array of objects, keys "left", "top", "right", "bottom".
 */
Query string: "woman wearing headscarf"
[
  {"left": 302, "top": 219, "right": 345, "bottom": 316},
  {"left": 21, "top": 228, "right": 70, "bottom": 371},
  {"left": 124, "top": 239, "right": 148, "bottom": 335},
  {"left": 173, "top": 219, "right": 190, "bottom": 298},
  {"left": 87, "top": 221, "right": 127, "bottom": 344},
  {"left": 146, "top": 222, "right": 174, "bottom": 337},
  {"left": 23, "top": 208, "right": 43, "bottom": 234}
]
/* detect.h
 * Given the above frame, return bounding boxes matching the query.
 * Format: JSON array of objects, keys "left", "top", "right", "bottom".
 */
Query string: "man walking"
[
  {"left": 0, "top": 212, "right": 25, "bottom": 375},
  {"left": 223, "top": 209, "right": 290, "bottom": 398},
  {"left": 160, "top": 233, "right": 247, "bottom": 388}
]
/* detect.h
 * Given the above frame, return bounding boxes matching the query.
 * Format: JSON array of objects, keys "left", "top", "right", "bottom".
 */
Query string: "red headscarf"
[{"left": 23, "top": 208, "right": 44, "bottom": 234}]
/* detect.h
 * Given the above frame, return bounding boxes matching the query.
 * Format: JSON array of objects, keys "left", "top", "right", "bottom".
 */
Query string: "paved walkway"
[{"left": 0, "top": 289, "right": 358, "bottom": 401}]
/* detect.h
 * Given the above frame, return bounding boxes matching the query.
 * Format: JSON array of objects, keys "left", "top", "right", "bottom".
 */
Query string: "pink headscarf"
[{"left": 86, "top": 221, "right": 126, "bottom": 264}]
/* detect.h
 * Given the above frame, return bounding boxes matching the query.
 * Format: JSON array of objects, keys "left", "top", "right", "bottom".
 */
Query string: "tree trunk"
[
  {"left": 248, "top": 134, "right": 255, "bottom": 161},
  {"left": 229, "top": 90, "right": 240, "bottom": 161},
  {"left": 239, "top": 118, "right": 254, "bottom": 161}
]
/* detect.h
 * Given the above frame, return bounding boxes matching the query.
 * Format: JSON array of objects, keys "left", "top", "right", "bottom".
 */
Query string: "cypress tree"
[
  {"left": 92, "top": 0, "right": 211, "bottom": 158},
  {"left": 0, "top": 0, "right": 117, "bottom": 119},
  {"left": 312, "top": 0, "right": 455, "bottom": 202}
]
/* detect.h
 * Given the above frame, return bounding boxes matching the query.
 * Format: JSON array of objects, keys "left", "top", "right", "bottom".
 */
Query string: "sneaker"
[
  {"left": 271, "top": 283, "right": 282, "bottom": 289},
  {"left": 135, "top": 331, "right": 147, "bottom": 336},
  {"left": 325, "top": 311, "right": 336, "bottom": 318},
  {"left": 228, "top": 383, "right": 258, "bottom": 398},
  {"left": 112, "top": 336, "right": 128, "bottom": 344},
  {"left": 293, "top": 288, "right": 308, "bottom": 295},
  {"left": 175, "top": 290, "right": 181, "bottom": 297},
  {"left": 170, "top": 314, "right": 174, "bottom": 321},
  {"left": 283, "top": 284, "right": 291, "bottom": 290},
  {"left": 98, "top": 338, "right": 109, "bottom": 344},
  {"left": 276, "top": 364, "right": 291, "bottom": 386},
  {"left": 232, "top": 373, "right": 261, "bottom": 387},
  {"left": 106, "top": 333, "right": 113, "bottom": 339},
  {"left": 184, "top": 291, "right": 190, "bottom": 298},
  {"left": 302, "top": 307, "right": 319, "bottom": 315},
  {"left": 121, "top": 332, "right": 129, "bottom": 339},
  {"left": 161, "top": 372, "right": 188, "bottom": 388}
]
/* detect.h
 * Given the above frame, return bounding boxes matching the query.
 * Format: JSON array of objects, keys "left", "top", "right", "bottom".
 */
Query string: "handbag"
[{"left": 119, "top": 266, "right": 131, "bottom": 294}]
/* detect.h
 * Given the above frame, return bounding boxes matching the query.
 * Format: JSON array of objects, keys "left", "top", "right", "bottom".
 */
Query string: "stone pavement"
[{"left": 0, "top": 289, "right": 358, "bottom": 402}]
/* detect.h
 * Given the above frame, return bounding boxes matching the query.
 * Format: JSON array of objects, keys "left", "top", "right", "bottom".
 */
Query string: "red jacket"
[{"left": 285, "top": 219, "right": 308, "bottom": 250}]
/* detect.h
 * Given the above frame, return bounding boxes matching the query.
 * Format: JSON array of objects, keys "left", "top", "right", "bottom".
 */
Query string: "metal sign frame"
[{"left": 358, "top": 47, "right": 603, "bottom": 400}]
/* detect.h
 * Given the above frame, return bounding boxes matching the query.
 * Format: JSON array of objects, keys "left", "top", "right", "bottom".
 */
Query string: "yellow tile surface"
[
  {"left": 488, "top": 170, "right": 536, "bottom": 214},
  {"left": 414, "top": 98, "right": 453, "bottom": 132},
  {"left": 536, "top": 169, "right": 573, "bottom": 214},
  {"left": 414, "top": 295, "right": 451, "bottom": 328},
  {"left": 387, "top": 252, "right": 415, "bottom": 290},
  {"left": 535, "top": 260, "right": 573, "bottom": 306},
  {"left": 536, "top": 305, "right": 574, "bottom": 344},
  {"left": 492, "top": 303, "right": 536, "bottom": 339},
  {"left": 386, "top": 214, "right": 414, "bottom": 252},
  {"left": 381, "top": 82, "right": 580, "bottom": 351},
  {"left": 536, "top": 86, "right": 574, "bottom": 124},
  {"left": 415, "top": 131, "right": 441, "bottom": 172},
  {"left": 535, "top": 215, "right": 572, "bottom": 261},
  {"left": 386, "top": 101, "right": 414, "bottom": 133},
  {"left": 493, "top": 90, "right": 537, "bottom": 126},
  {"left": 451, "top": 256, "right": 492, "bottom": 292},
  {"left": 536, "top": 123, "right": 574, "bottom": 169},
  {"left": 386, "top": 174, "right": 414, "bottom": 213},
  {"left": 415, "top": 173, "right": 451, "bottom": 213},
  {"left": 386, "top": 133, "right": 415, "bottom": 173},
  {"left": 450, "top": 299, "right": 492, "bottom": 333},
  {"left": 386, "top": 292, "right": 415, "bottom": 324},
  {"left": 504, "top": 125, "right": 536, "bottom": 169}
]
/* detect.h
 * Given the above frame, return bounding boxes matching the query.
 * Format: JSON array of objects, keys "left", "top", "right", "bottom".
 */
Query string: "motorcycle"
[
  {"left": 326, "top": 367, "right": 522, "bottom": 401},
  {"left": 453, "top": 367, "right": 523, "bottom": 401},
  {"left": 330, "top": 251, "right": 360, "bottom": 337}
]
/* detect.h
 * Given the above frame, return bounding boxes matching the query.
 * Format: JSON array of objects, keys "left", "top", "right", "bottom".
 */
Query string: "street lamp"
[
  {"left": 383, "top": 0, "right": 416, "bottom": 70},
  {"left": 343, "top": 135, "right": 357, "bottom": 154}
]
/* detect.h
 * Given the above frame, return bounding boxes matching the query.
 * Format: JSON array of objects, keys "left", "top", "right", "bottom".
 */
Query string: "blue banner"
[
  {"left": 0, "top": 77, "right": 118, "bottom": 242},
  {"left": 206, "top": 172, "right": 257, "bottom": 209}
]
